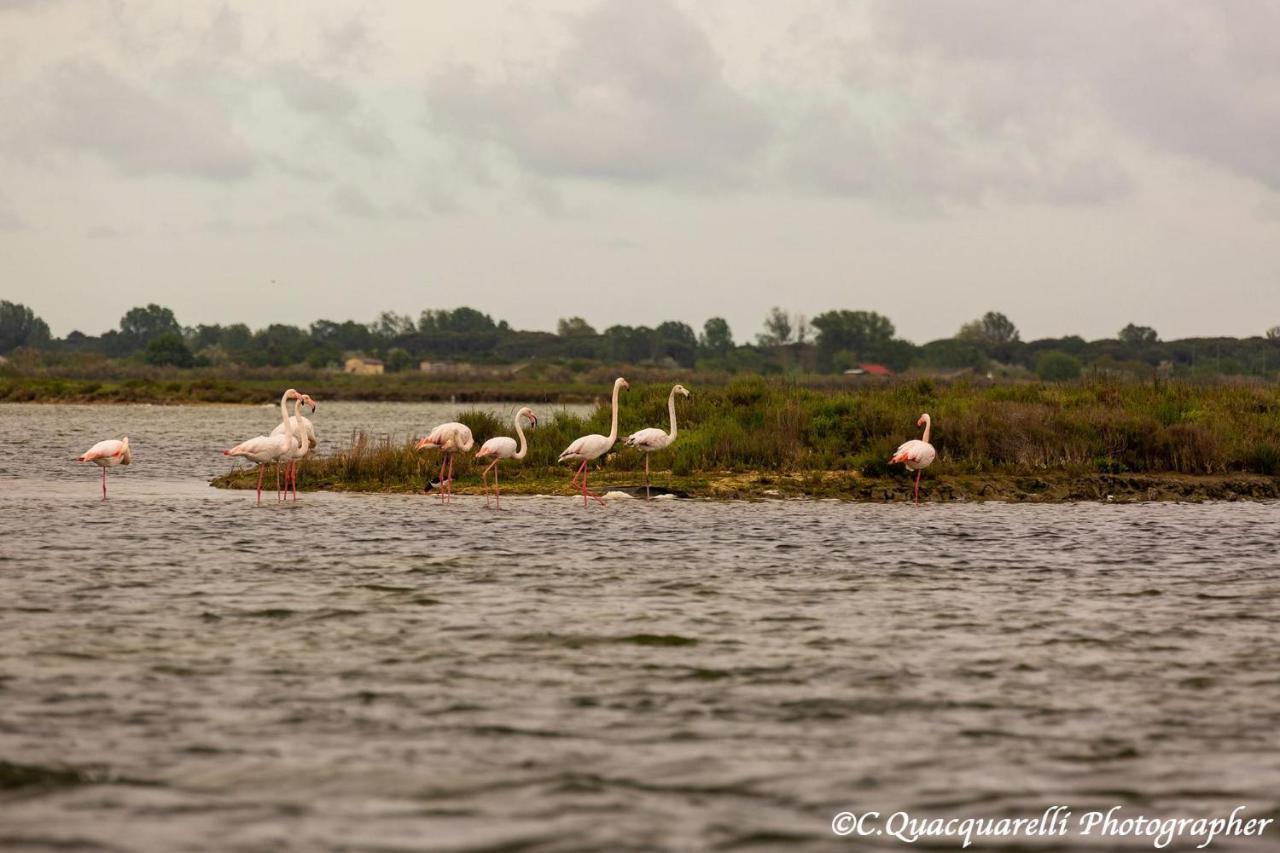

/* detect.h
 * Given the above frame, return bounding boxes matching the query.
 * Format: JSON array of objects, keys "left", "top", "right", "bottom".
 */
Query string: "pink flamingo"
[
  {"left": 415, "top": 422, "right": 474, "bottom": 503},
  {"left": 272, "top": 393, "right": 317, "bottom": 500},
  {"left": 624, "top": 383, "right": 690, "bottom": 498},
  {"left": 223, "top": 389, "right": 302, "bottom": 505},
  {"left": 558, "top": 377, "right": 628, "bottom": 507},
  {"left": 889, "top": 413, "right": 937, "bottom": 505},
  {"left": 77, "top": 437, "right": 132, "bottom": 500},
  {"left": 474, "top": 407, "right": 536, "bottom": 509}
]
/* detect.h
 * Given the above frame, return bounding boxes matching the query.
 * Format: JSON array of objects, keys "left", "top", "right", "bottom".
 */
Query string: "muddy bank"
[{"left": 210, "top": 468, "right": 1280, "bottom": 503}]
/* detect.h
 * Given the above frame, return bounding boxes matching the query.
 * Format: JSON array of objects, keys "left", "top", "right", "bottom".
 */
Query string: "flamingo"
[
  {"left": 474, "top": 407, "right": 536, "bottom": 509},
  {"left": 77, "top": 437, "right": 132, "bottom": 500},
  {"left": 624, "top": 383, "right": 690, "bottom": 498},
  {"left": 889, "top": 413, "right": 937, "bottom": 505},
  {"left": 272, "top": 393, "right": 317, "bottom": 500},
  {"left": 558, "top": 377, "right": 629, "bottom": 507},
  {"left": 415, "top": 422, "right": 474, "bottom": 503},
  {"left": 223, "top": 389, "right": 302, "bottom": 505}
]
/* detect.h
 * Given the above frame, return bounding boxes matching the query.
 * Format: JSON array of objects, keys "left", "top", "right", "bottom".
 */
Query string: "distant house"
[
  {"left": 844, "top": 363, "right": 894, "bottom": 377},
  {"left": 344, "top": 356, "right": 385, "bottom": 375}
]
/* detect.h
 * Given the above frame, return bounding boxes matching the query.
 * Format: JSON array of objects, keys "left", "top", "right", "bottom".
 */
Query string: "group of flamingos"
[{"left": 76, "top": 377, "right": 939, "bottom": 506}]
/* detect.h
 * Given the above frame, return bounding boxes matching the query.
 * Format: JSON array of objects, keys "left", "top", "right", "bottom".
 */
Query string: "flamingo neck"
[
  {"left": 666, "top": 387, "right": 679, "bottom": 442},
  {"left": 921, "top": 415, "right": 931, "bottom": 444},
  {"left": 606, "top": 382, "right": 622, "bottom": 444},
  {"left": 513, "top": 413, "right": 529, "bottom": 460},
  {"left": 279, "top": 391, "right": 295, "bottom": 446}
]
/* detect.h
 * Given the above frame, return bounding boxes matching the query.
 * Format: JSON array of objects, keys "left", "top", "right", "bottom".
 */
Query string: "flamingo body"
[
  {"left": 78, "top": 437, "right": 131, "bottom": 500},
  {"left": 889, "top": 413, "right": 936, "bottom": 504},
  {"left": 416, "top": 422, "right": 475, "bottom": 502},
  {"left": 476, "top": 407, "right": 536, "bottom": 509},
  {"left": 560, "top": 378, "right": 628, "bottom": 506}
]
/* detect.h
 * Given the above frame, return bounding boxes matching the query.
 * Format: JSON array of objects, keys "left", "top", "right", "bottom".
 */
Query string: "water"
[{"left": 2, "top": 403, "right": 1279, "bottom": 851}]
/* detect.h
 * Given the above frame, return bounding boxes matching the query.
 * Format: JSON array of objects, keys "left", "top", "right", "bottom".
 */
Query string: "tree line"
[{"left": 3, "top": 299, "right": 1280, "bottom": 380}]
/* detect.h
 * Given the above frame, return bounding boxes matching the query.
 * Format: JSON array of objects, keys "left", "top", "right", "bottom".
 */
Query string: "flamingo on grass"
[
  {"left": 889, "top": 413, "right": 937, "bottom": 505},
  {"left": 559, "top": 377, "right": 628, "bottom": 507},
  {"left": 77, "top": 437, "right": 132, "bottom": 500},
  {"left": 416, "top": 422, "right": 474, "bottom": 503},
  {"left": 624, "top": 383, "right": 690, "bottom": 498},
  {"left": 223, "top": 389, "right": 303, "bottom": 505},
  {"left": 474, "top": 407, "right": 536, "bottom": 509},
  {"left": 272, "top": 393, "right": 317, "bottom": 500}
]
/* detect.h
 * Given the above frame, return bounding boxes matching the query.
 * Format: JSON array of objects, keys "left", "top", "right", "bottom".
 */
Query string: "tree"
[
  {"left": 699, "top": 317, "right": 734, "bottom": 356},
  {"left": 810, "top": 310, "right": 897, "bottom": 367},
  {"left": 1035, "top": 350, "right": 1082, "bottom": 382},
  {"left": 757, "top": 307, "right": 794, "bottom": 346},
  {"left": 1119, "top": 323, "right": 1159, "bottom": 344},
  {"left": 654, "top": 320, "right": 698, "bottom": 367},
  {"left": 557, "top": 316, "right": 597, "bottom": 337},
  {"left": 1266, "top": 326, "right": 1280, "bottom": 340},
  {"left": 0, "top": 301, "right": 51, "bottom": 353},
  {"left": 373, "top": 311, "right": 416, "bottom": 339},
  {"left": 385, "top": 347, "right": 415, "bottom": 372},
  {"left": 957, "top": 311, "right": 1020, "bottom": 361},
  {"left": 119, "top": 304, "right": 181, "bottom": 351},
  {"left": 144, "top": 333, "right": 195, "bottom": 367}
]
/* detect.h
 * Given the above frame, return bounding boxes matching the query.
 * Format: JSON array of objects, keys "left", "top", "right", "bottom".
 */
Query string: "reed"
[{"left": 211, "top": 379, "right": 1280, "bottom": 496}]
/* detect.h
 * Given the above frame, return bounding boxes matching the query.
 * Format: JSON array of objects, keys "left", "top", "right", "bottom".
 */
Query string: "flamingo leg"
[
  {"left": 645, "top": 455, "right": 651, "bottom": 499},
  {"left": 480, "top": 460, "right": 499, "bottom": 507},
  {"left": 914, "top": 469, "right": 922, "bottom": 505},
  {"left": 292, "top": 460, "right": 299, "bottom": 501},
  {"left": 256, "top": 464, "right": 264, "bottom": 505},
  {"left": 436, "top": 456, "right": 448, "bottom": 502},
  {"left": 582, "top": 465, "right": 606, "bottom": 508},
  {"left": 275, "top": 463, "right": 282, "bottom": 501},
  {"left": 494, "top": 462, "right": 500, "bottom": 510},
  {"left": 101, "top": 467, "right": 107, "bottom": 501},
  {"left": 447, "top": 454, "right": 456, "bottom": 503},
  {"left": 571, "top": 460, "right": 587, "bottom": 500}
]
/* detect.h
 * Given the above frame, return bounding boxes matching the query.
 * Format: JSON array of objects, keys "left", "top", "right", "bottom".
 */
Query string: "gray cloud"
[
  {"left": 33, "top": 59, "right": 256, "bottom": 180},
  {"left": 0, "top": 192, "right": 25, "bottom": 231},
  {"left": 876, "top": 0, "right": 1280, "bottom": 192},
  {"left": 425, "top": 0, "right": 772, "bottom": 189}
]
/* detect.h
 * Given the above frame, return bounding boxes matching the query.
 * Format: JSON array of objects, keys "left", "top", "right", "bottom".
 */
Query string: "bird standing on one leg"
[
  {"left": 77, "top": 437, "right": 132, "bottom": 500},
  {"left": 889, "top": 413, "right": 936, "bottom": 505},
  {"left": 624, "top": 384, "right": 689, "bottom": 498}
]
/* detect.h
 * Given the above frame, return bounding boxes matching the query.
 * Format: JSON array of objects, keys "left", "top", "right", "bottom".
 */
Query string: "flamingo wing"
[
  {"left": 625, "top": 428, "right": 669, "bottom": 451},
  {"left": 478, "top": 436, "right": 518, "bottom": 459},
  {"left": 79, "top": 439, "right": 126, "bottom": 463}
]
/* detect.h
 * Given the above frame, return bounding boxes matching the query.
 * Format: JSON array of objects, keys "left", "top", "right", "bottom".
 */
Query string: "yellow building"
[{"left": 344, "top": 356, "right": 385, "bottom": 375}]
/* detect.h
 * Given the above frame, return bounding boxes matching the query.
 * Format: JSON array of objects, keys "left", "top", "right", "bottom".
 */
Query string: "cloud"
[
  {"left": 0, "top": 192, "right": 25, "bottom": 231},
  {"left": 425, "top": 0, "right": 772, "bottom": 189},
  {"left": 873, "top": 0, "right": 1280, "bottom": 193},
  {"left": 32, "top": 59, "right": 256, "bottom": 180}
]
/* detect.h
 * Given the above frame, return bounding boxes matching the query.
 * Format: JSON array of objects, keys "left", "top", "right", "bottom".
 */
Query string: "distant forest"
[{"left": 3, "top": 299, "right": 1280, "bottom": 381}]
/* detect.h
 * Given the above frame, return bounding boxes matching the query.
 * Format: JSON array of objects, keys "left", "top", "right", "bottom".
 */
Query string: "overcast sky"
[{"left": 2, "top": 0, "right": 1278, "bottom": 344}]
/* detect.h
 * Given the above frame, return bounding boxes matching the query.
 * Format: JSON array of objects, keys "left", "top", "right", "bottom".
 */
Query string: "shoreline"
[{"left": 209, "top": 469, "right": 1280, "bottom": 503}]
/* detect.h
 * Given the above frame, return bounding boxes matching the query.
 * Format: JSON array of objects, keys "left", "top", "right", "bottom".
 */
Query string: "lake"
[{"left": 2, "top": 403, "right": 1278, "bottom": 850}]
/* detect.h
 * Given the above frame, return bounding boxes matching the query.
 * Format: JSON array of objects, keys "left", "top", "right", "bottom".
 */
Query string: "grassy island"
[{"left": 210, "top": 378, "right": 1280, "bottom": 502}]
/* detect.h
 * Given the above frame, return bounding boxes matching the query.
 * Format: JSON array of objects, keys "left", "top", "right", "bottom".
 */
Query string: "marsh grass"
[{"left": 214, "top": 378, "right": 1280, "bottom": 493}]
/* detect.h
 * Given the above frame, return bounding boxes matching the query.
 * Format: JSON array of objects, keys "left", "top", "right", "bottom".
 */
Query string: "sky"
[{"left": 2, "top": 0, "right": 1278, "bottom": 345}]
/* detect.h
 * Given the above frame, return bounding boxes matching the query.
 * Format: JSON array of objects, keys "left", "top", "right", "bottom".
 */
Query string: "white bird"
[
  {"left": 415, "top": 421, "right": 474, "bottom": 503},
  {"left": 474, "top": 407, "right": 536, "bottom": 509},
  {"left": 272, "top": 393, "right": 317, "bottom": 501},
  {"left": 77, "top": 437, "right": 132, "bottom": 500},
  {"left": 889, "top": 413, "right": 937, "bottom": 505},
  {"left": 559, "top": 377, "right": 629, "bottom": 507},
  {"left": 223, "top": 389, "right": 302, "bottom": 505},
  {"left": 624, "top": 383, "right": 690, "bottom": 498}
]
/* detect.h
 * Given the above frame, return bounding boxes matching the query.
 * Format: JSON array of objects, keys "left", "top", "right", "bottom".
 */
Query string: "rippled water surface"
[{"left": 2, "top": 403, "right": 1279, "bottom": 851}]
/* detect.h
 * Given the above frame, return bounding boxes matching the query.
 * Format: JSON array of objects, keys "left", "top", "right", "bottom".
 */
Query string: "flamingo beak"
[
  {"left": 414, "top": 437, "right": 428, "bottom": 450},
  {"left": 531, "top": 415, "right": 538, "bottom": 426}
]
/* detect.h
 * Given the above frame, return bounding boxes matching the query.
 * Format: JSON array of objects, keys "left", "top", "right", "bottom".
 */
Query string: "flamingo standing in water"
[
  {"left": 77, "top": 437, "right": 132, "bottom": 500},
  {"left": 474, "top": 407, "right": 536, "bottom": 509},
  {"left": 416, "top": 422, "right": 474, "bottom": 503},
  {"left": 223, "top": 389, "right": 302, "bottom": 505},
  {"left": 272, "top": 393, "right": 317, "bottom": 500},
  {"left": 559, "top": 377, "right": 628, "bottom": 507},
  {"left": 889, "top": 413, "right": 936, "bottom": 505},
  {"left": 624, "top": 383, "right": 690, "bottom": 498}
]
